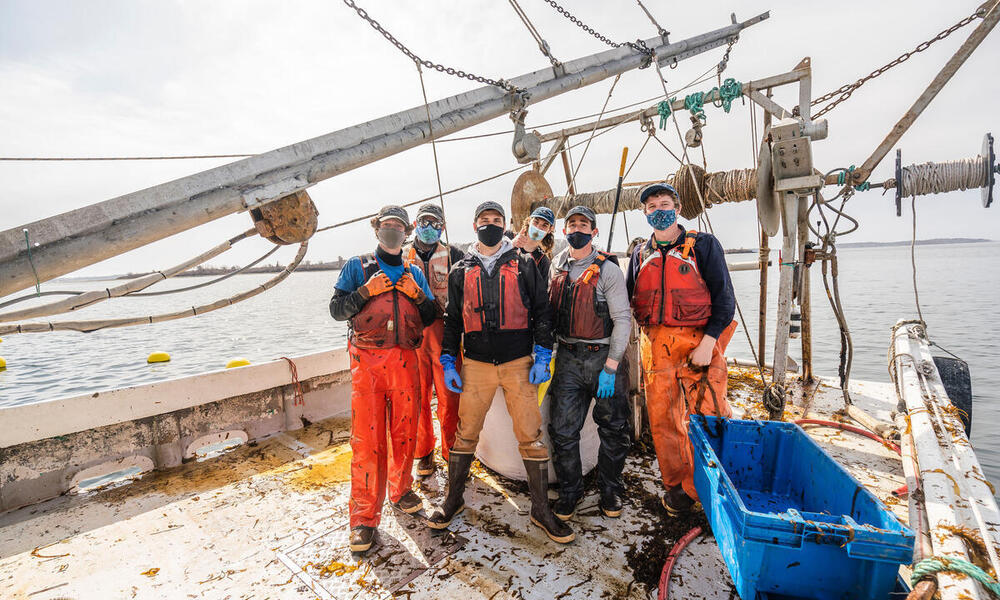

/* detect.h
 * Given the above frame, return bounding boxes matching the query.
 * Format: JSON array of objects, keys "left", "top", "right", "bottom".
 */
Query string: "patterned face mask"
[
  {"left": 646, "top": 209, "right": 677, "bottom": 231},
  {"left": 527, "top": 224, "right": 547, "bottom": 241},
  {"left": 415, "top": 224, "right": 442, "bottom": 244}
]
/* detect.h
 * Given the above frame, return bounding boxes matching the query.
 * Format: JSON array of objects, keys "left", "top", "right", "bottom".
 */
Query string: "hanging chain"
[
  {"left": 717, "top": 35, "right": 738, "bottom": 77},
  {"left": 542, "top": 0, "right": 655, "bottom": 63},
  {"left": 811, "top": 7, "right": 986, "bottom": 118},
  {"left": 342, "top": 0, "right": 520, "bottom": 93}
]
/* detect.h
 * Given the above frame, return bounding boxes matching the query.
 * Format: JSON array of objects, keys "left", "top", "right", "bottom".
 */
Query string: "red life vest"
[
  {"left": 461, "top": 256, "right": 530, "bottom": 333},
  {"left": 405, "top": 243, "right": 451, "bottom": 313},
  {"left": 350, "top": 253, "right": 424, "bottom": 350},
  {"left": 631, "top": 231, "right": 712, "bottom": 327},
  {"left": 550, "top": 251, "right": 614, "bottom": 340}
]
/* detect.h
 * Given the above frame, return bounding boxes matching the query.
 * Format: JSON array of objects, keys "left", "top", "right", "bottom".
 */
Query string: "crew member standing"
[
  {"left": 426, "top": 201, "right": 574, "bottom": 544},
  {"left": 625, "top": 184, "right": 737, "bottom": 516},
  {"left": 330, "top": 205, "right": 438, "bottom": 554},
  {"left": 404, "top": 203, "right": 465, "bottom": 476},
  {"left": 547, "top": 206, "right": 633, "bottom": 521}
]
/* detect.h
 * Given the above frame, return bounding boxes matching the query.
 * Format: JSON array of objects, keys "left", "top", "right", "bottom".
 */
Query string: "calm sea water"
[{"left": 1, "top": 243, "right": 997, "bottom": 489}]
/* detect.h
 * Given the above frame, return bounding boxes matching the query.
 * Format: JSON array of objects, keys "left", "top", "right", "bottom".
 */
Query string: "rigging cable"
[
  {"left": 507, "top": 0, "right": 562, "bottom": 67},
  {"left": 651, "top": 54, "right": 768, "bottom": 388},
  {"left": 415, "top": 61, "right": 451, "bottom": 246},
  {"left": 635, "top": 0, "right": 668, "bottom": 38}
]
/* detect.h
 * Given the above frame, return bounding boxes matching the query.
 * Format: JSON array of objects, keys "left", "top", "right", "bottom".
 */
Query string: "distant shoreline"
[{"left": 92, "top": 237, "right": 992, "bottom": 279}]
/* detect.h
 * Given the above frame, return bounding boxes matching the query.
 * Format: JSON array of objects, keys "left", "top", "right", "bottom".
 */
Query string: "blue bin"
[{"left": 689, "top": 416, "right": 914, "bottom": 600}]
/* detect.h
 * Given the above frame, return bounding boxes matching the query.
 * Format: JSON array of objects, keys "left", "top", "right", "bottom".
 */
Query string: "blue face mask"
[
  {"left": 646, "top": 209, "right": 677, "bottom": 231},
  {"left": 415, "top": 224, "right": 442, "bottom": 244},
  {"left": 527, "top": 224, "right": 547, "bottom": 241}
]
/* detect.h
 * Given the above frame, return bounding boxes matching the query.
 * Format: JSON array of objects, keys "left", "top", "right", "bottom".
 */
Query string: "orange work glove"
[
  {"left": 359, "top": 272, "right": 394, "bottom": 299},
  {"left": 395, "top": 272, "right": 426, "bottom": 302}
]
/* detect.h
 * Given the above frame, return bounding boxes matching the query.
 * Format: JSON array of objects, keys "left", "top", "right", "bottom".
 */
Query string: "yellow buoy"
[
  {"left": 0, "top": 356, "right": 6, "bottom": 370},
  {"left": 226, "top": 358, "right": 251, "bottom": 369},
  {"left": 147, "top": 351, "right": 171, "bottom": 364}
]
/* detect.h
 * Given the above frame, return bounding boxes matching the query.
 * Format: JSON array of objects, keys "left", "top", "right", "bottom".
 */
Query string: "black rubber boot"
[
  {"left": 552, "top": 495, "right": 580, "bottom": 521},
  {"left": 523, "top": 460, "right": 575, "bottom": 544},
  {"left": 426, "top": 452, "right": 474, "bottom": 529}
]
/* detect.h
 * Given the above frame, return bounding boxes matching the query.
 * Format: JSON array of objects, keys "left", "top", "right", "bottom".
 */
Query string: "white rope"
[
  {"left": 0, "top": 228, "right": 258, "bottom": 323},
  {"left": 900, "top": 156, "right": 988, "bottom": 197},
  {"left": 0, "top": 242, "right": 309, "bottom": 335}
]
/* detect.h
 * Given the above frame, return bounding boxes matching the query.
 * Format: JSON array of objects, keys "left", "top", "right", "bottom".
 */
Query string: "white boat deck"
[{"left": 0, "top": 368, "right": 908, "bottom": 600}]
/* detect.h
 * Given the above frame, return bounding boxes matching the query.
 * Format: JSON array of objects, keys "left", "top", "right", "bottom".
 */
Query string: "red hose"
[
  {"left": 795, "top": 419, "right": 901, "bottom": 455},
  {"left": 658, "top": 526, "right": 702, "bottom": 600}
]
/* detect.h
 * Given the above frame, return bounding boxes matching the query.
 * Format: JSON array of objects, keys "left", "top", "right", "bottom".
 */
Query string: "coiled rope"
[
  {"left": 911, "top": 556, "right": 1000, "bottom": 596},
  {"left": 900, "top": 156, "right": 989, "bottom": 197}
]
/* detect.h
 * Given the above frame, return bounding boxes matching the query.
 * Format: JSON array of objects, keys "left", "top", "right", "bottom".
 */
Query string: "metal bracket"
[
  {"left": 241, "top": 175, "right": 308, "bottom": 211},
  {"left": 511, "top": 109, "right": 541, "bottom": 164}
]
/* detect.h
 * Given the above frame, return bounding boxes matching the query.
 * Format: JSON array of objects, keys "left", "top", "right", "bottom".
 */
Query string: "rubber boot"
[
  {"left": 523, "top": 460, "right": 575, "bottom": 544},
  {"left": 426, "top": 452, "right": 474, "bottom": 529}
]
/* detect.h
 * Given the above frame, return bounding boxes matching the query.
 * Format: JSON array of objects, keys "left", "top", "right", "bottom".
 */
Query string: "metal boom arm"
[{"left": 0, "top": 12, "right": 768, "bottom": 296}]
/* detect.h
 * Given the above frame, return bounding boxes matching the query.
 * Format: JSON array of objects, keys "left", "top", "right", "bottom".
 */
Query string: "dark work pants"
[{"left": 548, "top": 342, "right": 631, "bottom": 502}]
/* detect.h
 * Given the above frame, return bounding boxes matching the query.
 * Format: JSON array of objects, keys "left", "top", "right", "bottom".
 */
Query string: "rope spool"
[
  {"left": 899, "top": 157, "right": 989, "bottom": 197},
  {"left": 670, "top": 164, "right": 707, "bottom": 219}
]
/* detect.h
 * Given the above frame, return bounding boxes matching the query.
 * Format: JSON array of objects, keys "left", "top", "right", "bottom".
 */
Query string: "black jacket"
[{"left": 442, "top": 247, "right": 554, "bottom": 364}]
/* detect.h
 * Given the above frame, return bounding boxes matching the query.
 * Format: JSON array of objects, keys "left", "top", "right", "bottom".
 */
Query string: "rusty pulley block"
[{"left": 250, "top": 190, "right": 319, "bottom": 244}]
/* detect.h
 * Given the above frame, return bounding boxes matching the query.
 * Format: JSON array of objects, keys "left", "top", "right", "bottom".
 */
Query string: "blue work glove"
[
  {"left": 596, "top": 368, "right": 617, "bottom": 399},
  {"left": 528, "top": 345, "right": 552, "bottom": 385},
  {"left": 440, "top": 354, "right": 463, "bottom": 393}
]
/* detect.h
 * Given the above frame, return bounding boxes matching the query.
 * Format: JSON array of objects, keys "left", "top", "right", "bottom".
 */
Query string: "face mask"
[
  {"left": 527, "top": 224, "right": 547, "bottom": 241},
  {"left": 377, "top": 227, "right": 406, "bottom": 249},
  {"left": 566, "top": 231, "right": 592, "bottom": 249},
  {"left": 415, "top": 224, "right": 442, "bottom": 244},
  {"left": 646, "top": 209, "right": 677, "bottom": 231},
  {"left": 476, "top": 223, "right": 504, "bottom": 247}
]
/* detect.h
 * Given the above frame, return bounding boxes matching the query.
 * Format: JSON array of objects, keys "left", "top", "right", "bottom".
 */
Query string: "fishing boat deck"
[{"left": 1, "top": 368, "right": 908, "bottom": 600}]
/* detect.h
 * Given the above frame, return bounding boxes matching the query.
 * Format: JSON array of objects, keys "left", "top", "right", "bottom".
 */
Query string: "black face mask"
[
  {"left": 566, "top": 231, "right": 592, "bottom": 250},
  {"left": 476, "top": 224, "right": 504, "bottom": 247}
]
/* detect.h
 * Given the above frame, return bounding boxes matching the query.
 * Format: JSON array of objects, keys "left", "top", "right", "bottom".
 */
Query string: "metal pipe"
[
  {"left": 798, "top": 196, "right": 813, "bottom": 383},
  {"left": 855, "top": 2, "right": 1000, "bottom": 183},
  {"left": 0, "top": 12, "right": 770, "bottom": 296},
  {"left": 770, "top": 193, "right": 798, "bottom": 409}
]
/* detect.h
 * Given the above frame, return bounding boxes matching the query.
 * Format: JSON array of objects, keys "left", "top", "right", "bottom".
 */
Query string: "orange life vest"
[
  {"left": 350, "top": 253, "right": 424, "bottom": 350},
  {"left": 405, "top": 243, "right": 451, "bottom": 313},
  {"left": 461, "top": 257, "right": 529, "bottom": 333},
  {"left": 550, "top": 251, "right": 614, "bottom": 340},
  {"left": 631, "top": 231, "right": 712, "bottom": 327}
]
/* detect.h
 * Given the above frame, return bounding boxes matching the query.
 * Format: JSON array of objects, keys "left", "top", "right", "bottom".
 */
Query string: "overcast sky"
[{"left": 1, "top": 0, "right": 997, "bottom": 280}]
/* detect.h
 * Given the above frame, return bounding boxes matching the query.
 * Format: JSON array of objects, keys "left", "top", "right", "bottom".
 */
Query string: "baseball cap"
[
  {"left": 376, "top": 205, "right": 409, "bottom": 225},
  {"left": 474, "top": 200, "right": 506, "bottom": 220},
  {"left": 639, "top": 183, "right": 678, "bottom": 204},
  {"left": 415, "top": 203, "right": 445, "bottom": 222},
  {"left": 529, "top": 206, "right": 556, "bottom": 225},
  {"left": 564, "top": 205, "right": 597, "bottom": 226}
]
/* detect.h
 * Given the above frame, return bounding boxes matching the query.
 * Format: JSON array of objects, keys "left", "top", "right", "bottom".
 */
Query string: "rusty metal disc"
[
  {"left": 510, "top": 170, "right": 554, "bottom": 225},
  {"left": 756, "top": 140, "right": 781, "bottom": 237},
  {"left": 251, "top": 190, "right": 319, "bottom": 244}
]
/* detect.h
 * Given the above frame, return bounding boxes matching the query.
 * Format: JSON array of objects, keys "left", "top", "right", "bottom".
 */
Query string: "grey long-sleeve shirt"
[{"left": 551, "top": 247, "right": 632, "bottom": 365}]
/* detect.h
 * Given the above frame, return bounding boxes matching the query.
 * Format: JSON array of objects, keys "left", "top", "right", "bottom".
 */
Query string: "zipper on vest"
[
  {"left": 499, "top": 269, "right": 506, "bottom": 327},
  {"left": 391, "top": 289, "right": 400, "bottom": 347},
  {"left": 658, "top": 248, "right": 667, "bottom": 324}
]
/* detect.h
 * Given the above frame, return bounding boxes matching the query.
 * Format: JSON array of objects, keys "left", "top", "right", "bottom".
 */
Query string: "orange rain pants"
[
  {"left": 640, "top": 319, "right": 737, "bottom": 501},
  {"left": 348, "top": 343, "right": 421, "bottom": 528},
  {"left": 414, "top": 319, "right": 461, "bottom": 461}
]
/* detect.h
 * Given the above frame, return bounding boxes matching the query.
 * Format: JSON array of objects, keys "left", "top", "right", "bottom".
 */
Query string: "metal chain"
[
  {"left": 811, "top": 7, "right": 985, "bottom": 118},
  {"left": 341, "top": 0, "right": 520, "bottom": 93},
  {"left": 717, "top": 35, "right": 738, "bottom": 76},
  {"left": 542, "top": 0, "right": 655, "bottom": 61}
]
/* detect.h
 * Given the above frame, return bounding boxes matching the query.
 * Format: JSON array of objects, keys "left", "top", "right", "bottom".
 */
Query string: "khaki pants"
[{"left": 452, "top": 356, "right": 548, "bottom": 461}]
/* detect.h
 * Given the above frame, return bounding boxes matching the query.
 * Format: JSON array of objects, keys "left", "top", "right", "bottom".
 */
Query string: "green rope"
[
  {"left": 684, "top": 91, "right": 706, "bottom": 122},
  {"left": 657, "top": 98, "right": 676, "bottom": 130},
  {"left": 836, "top": 165, "right": 870, "bottom": 192},
  {"left": 23, "top": 229, "right": 41, "bottom": 296},
  {"left": 911, "top": 557, "right": 1000, "bottom": 596},
  {"left": 716, "top": 78, "right": 743, "bottom": 113}
]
